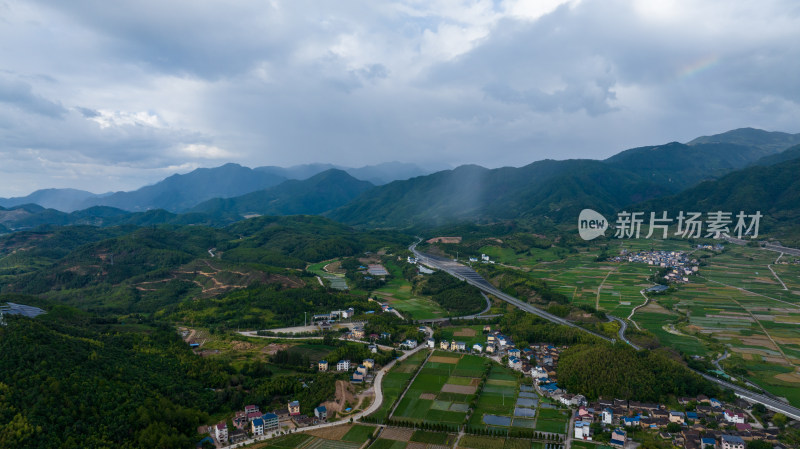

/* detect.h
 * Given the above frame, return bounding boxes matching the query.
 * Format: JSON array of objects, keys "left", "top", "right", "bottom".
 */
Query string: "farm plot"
[
  {"left": 392, "top": 353, "right": 480, "bottom": 425},
  {"left": 372, "top": 351, "right": 428, "bottom": 421}
]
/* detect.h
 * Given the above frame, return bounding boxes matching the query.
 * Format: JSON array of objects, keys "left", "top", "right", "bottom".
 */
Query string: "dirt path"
[
  {"left": 627, "top": 289, "right": 650, "bottom": 331},
  {"left": 728, "top": 295, "right": 796, "bottom": 368},
  {"left": 596, "top": 268, "right": 617, "bottom": 309},
  {"left": 767, "top": 259, "right": 788, "bottom": 291},
  {"left": 698, "top": 275, "right": 800, "bottom": 309}
]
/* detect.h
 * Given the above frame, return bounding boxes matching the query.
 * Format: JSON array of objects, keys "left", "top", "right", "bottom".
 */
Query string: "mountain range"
[
  {"left": 0, "top": 161, "right": 433, "bottom": 213},
  {"left": 1, "top": 128, "right": 799, "bottom": 234}
]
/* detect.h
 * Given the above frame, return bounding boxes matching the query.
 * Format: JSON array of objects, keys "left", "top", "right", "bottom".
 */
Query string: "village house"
[
  {"left": 426, "top": 338, "right": 435, "bottom": 348},
  {"left": 723, "top": 410, "right": 746, "bottom": 424},
  {"left": 251, "top": 418, "right": 264, "bottom": 436},
  {"left": 721, "top": 434, "right": 745, "bottom": 449},
  {"left": 401, "top": 339, "right": 418, "bottom": 349},
  {"left": 574, "top": 421, "right": 591, "bottom": 440},
  {"left": 508, "top": 348, "right": 521, "bottom": 358},
  {"left": 473, "top": 343, "right": 483, "bottom": 353},
  {"left": 440, "top": 340, "right": 450, "bottom": 350},
  {"left": 602, "top": 408, "right": 614, "bottom": 425},
  {"left": 244, "top": 404, "right": 259, "bottom": 414},
  {"left": 288, "top": 400, "right": 301, "bottom": 416},
  {"left": 363, "top": 359, "right": 375, "bottom": 369},
  {"left": 263, "top": 413, "right": 279, "bottom": 431},
  {"left": 368, "top": 344, "right": 378, "bottom": 353},
  {"left": 610, "top": 429, "right": 626, "bottom": 448},
  {"left": 454, "top": 341, "right": 467, "bottom": 351},
  {"left": 485, "top": 343, "right": 496, "bottom": 353},
  {"left": 700, "top": 437, "right": 716, "bottom": 448},
  {"left": 215, "top": 422, "right": 228, "bottom": 442},
  {"left": 337, "top": 360, "right": 351, "bottom": 371},
  {"left": 670, "top": 411, "right": 686, "bottom": 424},
  {"left": 314, "top": 406, "right": 327, "bottom": 421},
  {"left": 352, "top": 327, "right": 365, "bottom": 339},
  {"left": 230, "top": 429, "right": 248, "bottom": 444},
  {"left": 318, "top": 360, "right": 328, "bottom": 371},
  {"left": 508, "top": 356, "right": 522, "bottom": 369},
  {"left": 531, "top": 366, "right": 548, "bottom": 379},
  {"left": 246, "top": 411, "right": 262, "bottom": 422}
]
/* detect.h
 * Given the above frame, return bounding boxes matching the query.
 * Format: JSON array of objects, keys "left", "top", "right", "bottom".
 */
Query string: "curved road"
[
  {"left": 220, "top": 327, "right": 433, "bottom": 448},
  {"left": 411, "top": 242, "right": 612, "bottom": 343},
  {"left": 411, "top": 242, "right": 800, "bottom": 421}
]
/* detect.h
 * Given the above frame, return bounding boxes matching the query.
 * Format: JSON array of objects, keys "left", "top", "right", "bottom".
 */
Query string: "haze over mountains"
[{"left": 1, "top": 128, "right": 799, "bottom": 233}]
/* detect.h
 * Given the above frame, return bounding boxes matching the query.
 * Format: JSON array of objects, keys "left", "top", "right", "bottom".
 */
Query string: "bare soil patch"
[
  {"left": 427, "top": 237, "right": 462, "bottom": 244},
  {"left": 381, "top": 428, "right": 414, "bottom": 442},
  {"left": 441, "top": 383, "right": 477, "bottom": 395},
  {"left": 453, "top": 328, "right": 477, "bottom": 337},
  {"left": 320, "top": 380, "right": 357, "bottom": 416},
  {"left": 420, "top": 393, "right": 436, "bottom": 400},
  {"left": 774, "top": 372, "right": 800, "bottom": 383},
  {"left": 262, "top": 343, "right": 290, "bottom": 355},
  {"left": 429, "top": 356, "right": 459, "bottom": 364}
]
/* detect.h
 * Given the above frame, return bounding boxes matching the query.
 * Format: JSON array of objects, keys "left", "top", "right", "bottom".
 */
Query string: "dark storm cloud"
[
  {"left": 0, "top": 74, "right": 67, "bottom": 118},
  {"left": 0, "top": 0, "right": 798, "bottom": 195}
]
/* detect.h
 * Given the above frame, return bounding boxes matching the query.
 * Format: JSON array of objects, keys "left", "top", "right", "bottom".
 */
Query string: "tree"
[
  {"left": 666, "top": 422, "right": 681, "bottom": 433},
  {"left": 772, "top": 412, "right": 787, "bottom": 429}
]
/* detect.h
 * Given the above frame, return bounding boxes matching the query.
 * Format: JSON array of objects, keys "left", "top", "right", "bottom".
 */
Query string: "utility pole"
[{"left": 304, "top": 312, "right": 307, "bottom": 327}]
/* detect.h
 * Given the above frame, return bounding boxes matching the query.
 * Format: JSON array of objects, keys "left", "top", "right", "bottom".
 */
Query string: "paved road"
[
  {"left": 607, "top": 315, "right": 640, "bottom": 350},
  {"left": 411, "top": 242, "right": 800, "bottom": 422},
  {"left": 411, "top": 242, "right": 612, "bottom": 343},
  {"left": 725, "top": 236, "right": 800, "bottom": 257},
  {"left": 221, "top": 327, "right": 434, "bottom": 448}
]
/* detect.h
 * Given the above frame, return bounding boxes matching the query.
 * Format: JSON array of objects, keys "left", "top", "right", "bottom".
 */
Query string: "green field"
[
  {"left": 389, "top": 353, "right": 484, "bottom": 425},
  {"left": 371, "top": 260, "right": 449, "bottom": 320},
  {"left": 369, "top": 439, "right": 407, "bottom": 449},
  {"left": 371, "top": 350, "right": 428, "bottom": 421},
  {"left": 410, "top": 430, "right": 451, "bottom": 444},
  {"left": 342, "top": 424, "right": 377, "bottom": 443},
  {"left": 495, "top": 237, "right": 800, "bottom": 407},
  {"left": 534, "top": 419, "right": 568, "bottom": 433}
]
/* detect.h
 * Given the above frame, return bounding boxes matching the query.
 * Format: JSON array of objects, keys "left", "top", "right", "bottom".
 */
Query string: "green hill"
[
  {"left": 750, "top": 143, "right": 800, "bottom": 167},
  {"left": 687, "top": 127, "right": 800, "bottom": 153},
  {"left": 328, "top": 159, "right": 670, "bottom": 228},
  {"left": 638, "top": 158, "right": 800, "bottom": 243},
  {"left": 604, "top": 141, "right": 773, "bottom": 190},
  {"left": 190, "top": 169, "right": 373, "bottom": 222}
]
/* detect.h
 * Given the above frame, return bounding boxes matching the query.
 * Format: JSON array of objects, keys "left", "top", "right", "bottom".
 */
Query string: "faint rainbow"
[{"left": 676, "top": 55, "right": 720, "bottom": 80}]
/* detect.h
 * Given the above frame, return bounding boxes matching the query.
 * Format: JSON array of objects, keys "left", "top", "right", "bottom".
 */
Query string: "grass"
[
  {"left": 534, "top": 419, "right": 568, "bottom": 434},
  {"left": 439, "top": 325, "right": 488, "bottom": 347},
  {"left": 369, "top": 440, "right": 407, "bottom": 449},
  {"left": 537, "top": 408, "right": 568, "bottom": 420},
  {"left": 410, "top": 430, "right": 449, "bottom": 444},
  {"left": 459, "top": 435, "right": 505, "bottom": 449},
  {"left": 342, "top": 424, "right": 376, "bottom": 443}
]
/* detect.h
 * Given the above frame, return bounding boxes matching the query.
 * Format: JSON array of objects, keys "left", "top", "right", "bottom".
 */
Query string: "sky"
[{"left": 1, "top": 0, "right": 799, "bottom": 196}]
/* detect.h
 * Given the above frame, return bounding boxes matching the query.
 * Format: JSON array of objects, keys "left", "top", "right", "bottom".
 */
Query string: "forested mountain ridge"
[
  {"left": 328, "top": 159, "right": 671, "bottom": 228},
  {"left": 189, "top": 169, "right": 373, "bottom": 222}
]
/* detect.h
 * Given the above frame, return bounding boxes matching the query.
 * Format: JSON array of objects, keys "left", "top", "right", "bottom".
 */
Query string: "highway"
[
  {"left": 410, "top": 242, "right": 612, "bottom": 343},
  {"left": 411, "top": 242, "right": 800, "bottom": 421}
]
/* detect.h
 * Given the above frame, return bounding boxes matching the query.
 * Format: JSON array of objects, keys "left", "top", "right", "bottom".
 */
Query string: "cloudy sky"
[{"left": 1, "top": 0, "right": 798, "bottom": 196}]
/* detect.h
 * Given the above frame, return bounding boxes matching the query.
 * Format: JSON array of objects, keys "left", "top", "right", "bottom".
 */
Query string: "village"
[
  {"left": 611, "top": 249, "right": 701, "bottom": 285},
  {"left": 199, "top": 317, "right": 781, "bottom": 449}
]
